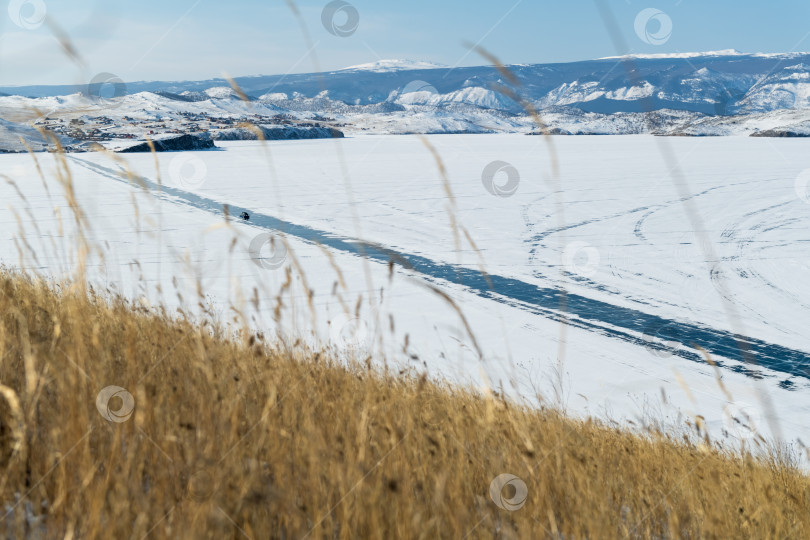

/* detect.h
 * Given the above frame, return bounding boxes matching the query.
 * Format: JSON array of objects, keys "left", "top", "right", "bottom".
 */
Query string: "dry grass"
[
  {"left": 3, "top": 10, "right": 806, "bottom": 540},
  {"left": 0, "top": 270, "right": 806, "bottom": 539}
]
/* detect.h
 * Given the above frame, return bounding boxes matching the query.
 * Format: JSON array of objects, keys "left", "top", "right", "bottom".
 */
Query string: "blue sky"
[{"left": 1, "top": 0, "right": 809, "bottom": 86}]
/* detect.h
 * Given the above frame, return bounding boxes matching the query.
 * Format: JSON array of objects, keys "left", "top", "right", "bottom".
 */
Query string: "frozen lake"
[{"left": 3, "top": 134, "right": 810, "bottom": 447}]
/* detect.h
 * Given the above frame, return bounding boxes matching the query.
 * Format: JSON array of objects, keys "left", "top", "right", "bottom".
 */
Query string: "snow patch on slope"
[
  {"left": 340, "top": 59, "right": 447, "bottom": 72},
  {"left": 600, "top": 49, "right": 744, "bottom": 60}
]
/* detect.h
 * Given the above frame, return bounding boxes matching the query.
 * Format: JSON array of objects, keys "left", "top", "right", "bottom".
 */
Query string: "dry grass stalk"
[{"left": 0, "top": 270, "right": 807, "bottom": 538}]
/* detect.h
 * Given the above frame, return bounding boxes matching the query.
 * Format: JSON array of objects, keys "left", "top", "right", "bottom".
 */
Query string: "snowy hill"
[
  {"left": 4, "top": 52, "right": 810, "bottom": 143},
  {"left": 5, "top": 51, "right": 810, "bottom": 115},
  {"left": 339, "top": 59, "right": 447, "bottom": 73}
]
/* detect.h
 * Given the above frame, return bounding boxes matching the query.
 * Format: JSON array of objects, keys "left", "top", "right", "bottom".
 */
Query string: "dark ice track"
[{"left": 71, "top": 156, "right": 810, "bottom": 387}]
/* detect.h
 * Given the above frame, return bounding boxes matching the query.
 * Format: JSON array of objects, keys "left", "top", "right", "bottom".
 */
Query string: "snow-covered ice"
[{"left": 2, "top": 134, "right": 809, "bottom": 450}]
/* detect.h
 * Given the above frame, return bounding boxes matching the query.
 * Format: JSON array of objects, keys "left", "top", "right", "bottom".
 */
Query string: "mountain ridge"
[
  {"left": 2, "top": 51, "right": 810, "bottom": 117},
  {"left": 3, "top": 51, "right": 810, "bottom": 148}
]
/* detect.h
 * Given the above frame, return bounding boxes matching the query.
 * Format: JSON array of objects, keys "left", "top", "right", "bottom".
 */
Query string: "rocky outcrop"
[
  {"left": 211, "top": 125, "right": 344, "bottom": 141},
  {"left": 529, "top": 127, "right": 572, "bottom": 135},
  {"left": 116, "top": 133, "right": 216, "bottom": 153},
  {"left": 750, "top": 129, "right": 810, "bottom": 137}
]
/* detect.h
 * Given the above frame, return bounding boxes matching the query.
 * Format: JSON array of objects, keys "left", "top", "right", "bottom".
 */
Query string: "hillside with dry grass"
[{"left": 0, "top": 270, "right": 806, "bottom": 539}]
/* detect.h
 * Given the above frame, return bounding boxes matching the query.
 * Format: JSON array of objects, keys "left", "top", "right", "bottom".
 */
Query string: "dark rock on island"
[
  {"left": 212, "top": 125, "right": 344, "bottom": 141},
  {"left": 750, "top": 129, "right": 810, "bottom": 137},
  {"left": 116, "top": 133, "right": 216, "bottom": 153}
]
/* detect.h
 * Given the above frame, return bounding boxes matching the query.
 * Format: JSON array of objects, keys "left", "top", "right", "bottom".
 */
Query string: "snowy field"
[{"left": 3, "top": 134, "right": 810, "bottom": 449}]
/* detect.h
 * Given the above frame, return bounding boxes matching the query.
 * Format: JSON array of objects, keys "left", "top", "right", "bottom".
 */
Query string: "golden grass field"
[
  {"left": 0, "top": 270, "right": 807, "bottom": 539},
  {"left": 2, "top": 6, "right": 809, "bottom": 536}
]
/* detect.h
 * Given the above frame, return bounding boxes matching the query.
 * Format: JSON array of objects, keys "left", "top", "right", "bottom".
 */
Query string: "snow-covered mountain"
[
  {"left": 339, "top": 59, "right": 448, "bottom": 73},
  {"left": 4, "top": 51, "right": 810, "bottom": 148},
  {"left": 5, "top": 50, "right": 810, "bottom": 114}
]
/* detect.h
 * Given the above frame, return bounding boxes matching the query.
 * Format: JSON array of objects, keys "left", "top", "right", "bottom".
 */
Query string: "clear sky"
[{"left": 1, "top": 0, "right": 809, "bottom": 86}]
